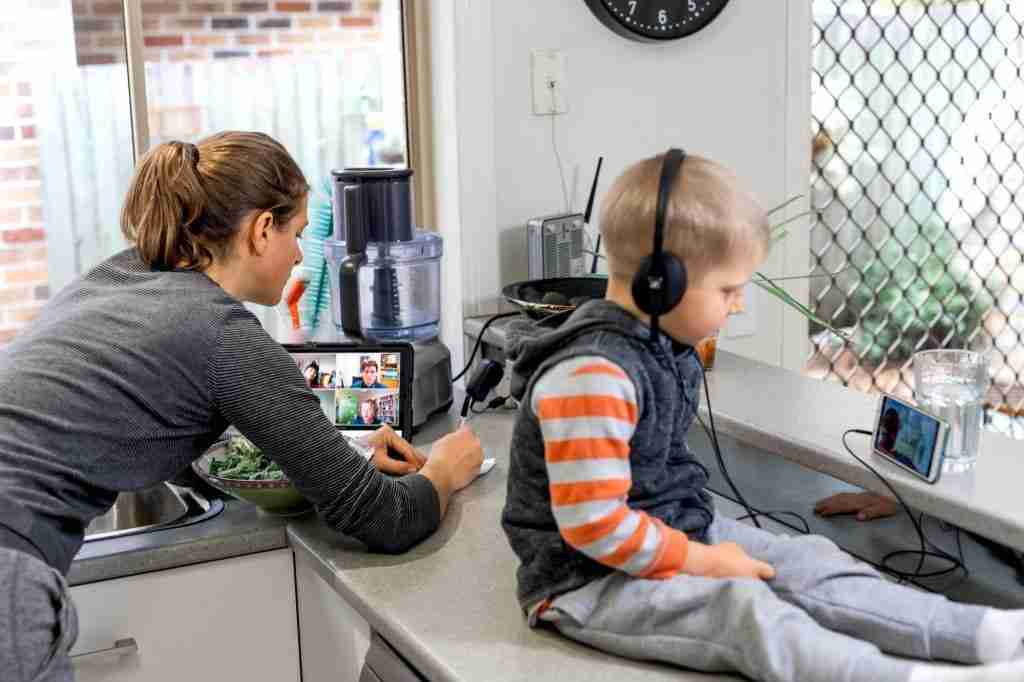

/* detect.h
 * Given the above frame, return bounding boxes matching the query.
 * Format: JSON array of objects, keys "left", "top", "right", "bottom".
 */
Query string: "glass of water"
[{"left": 912, "top": 349, "right": 990, "bottom": 473}]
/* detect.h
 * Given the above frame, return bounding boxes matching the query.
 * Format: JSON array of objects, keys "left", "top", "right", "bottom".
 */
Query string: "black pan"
[{"left": 501, "top": 276, "right": 608, "bottom": 320}]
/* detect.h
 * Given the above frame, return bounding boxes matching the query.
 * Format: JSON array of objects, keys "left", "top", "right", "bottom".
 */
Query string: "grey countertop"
[
  {"left": 69, "top": 495, "right": 291, "bottom": 586},
  {"left": 287, "top": 406, "right": 747, "bottom": 682},
  {"left": 68, "top": 316, "right": 1024, "bottom": 681},
  {"left": 465, "top": 314, "right": 1024, "bottom": 554}
]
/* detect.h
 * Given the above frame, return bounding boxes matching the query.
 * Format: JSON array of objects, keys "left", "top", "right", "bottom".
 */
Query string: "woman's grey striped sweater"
[{"left": 0, "top": 249, "right": 439, "bottom": 574}]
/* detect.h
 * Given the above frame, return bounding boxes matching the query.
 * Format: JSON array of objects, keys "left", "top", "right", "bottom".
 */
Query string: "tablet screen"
[
  {"left": 290, "top": 347, "right": 407, "bottom": 439},
  {"left": 874, "top": 396, "right": 942, "bottom": 478}
]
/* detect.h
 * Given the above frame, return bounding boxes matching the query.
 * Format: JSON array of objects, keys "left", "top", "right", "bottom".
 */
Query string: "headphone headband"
[{"left": 653, "top": 148, "right": 686, "bottom": 271}]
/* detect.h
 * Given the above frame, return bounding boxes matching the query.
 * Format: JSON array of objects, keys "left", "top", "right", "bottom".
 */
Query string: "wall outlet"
[{"left": 531, "top": 49, "right": 567, "bottom": 115}]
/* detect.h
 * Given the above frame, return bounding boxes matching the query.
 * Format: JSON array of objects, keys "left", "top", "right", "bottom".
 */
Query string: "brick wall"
[
  {"left": 0, "top": 0, "right": 384, "bottom": 344},
  {"left": 73, "top": 0, "right": 383, "bottom": 64}
]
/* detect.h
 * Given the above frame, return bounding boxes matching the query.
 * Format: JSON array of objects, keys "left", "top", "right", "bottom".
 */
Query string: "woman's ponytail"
[{"left": 120, "top": 132, "right": 308, "bottom": 271}]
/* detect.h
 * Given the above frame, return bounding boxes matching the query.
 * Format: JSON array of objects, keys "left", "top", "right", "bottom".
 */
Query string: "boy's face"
[{"left": 661, "top": 249, "right": 764, "bottom": 346}]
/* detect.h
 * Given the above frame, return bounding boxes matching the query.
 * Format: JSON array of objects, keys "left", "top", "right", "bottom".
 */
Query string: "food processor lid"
[
  {"left": 324, "top": 229, "right": 442, "bottom": 264},
  {"left": 332, "top": 167, "right": 414, "bottom": 181}
]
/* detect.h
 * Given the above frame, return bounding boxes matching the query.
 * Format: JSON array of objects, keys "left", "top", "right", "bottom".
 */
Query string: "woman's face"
[
  {"left": 304, "top": 365, "right": 316, "bottom": 381},
  {"left": 255, "top": 200, "right": 308, "bottom": 306},
  {"left": 360, "top": 401, "right": 376, "bottom": 422}
]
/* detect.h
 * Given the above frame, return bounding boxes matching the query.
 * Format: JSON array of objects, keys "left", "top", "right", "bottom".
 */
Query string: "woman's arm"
[{"left": 207, "top": 310, "right": 438, "bottom": 553}]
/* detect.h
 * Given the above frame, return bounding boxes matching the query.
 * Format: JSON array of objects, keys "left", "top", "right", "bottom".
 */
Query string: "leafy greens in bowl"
[
  {"left": 193, "top": 436, "right": 312, "bottom": 516},
  {"left": 208, "top": 436, "right": 286, "bottom": 481}
]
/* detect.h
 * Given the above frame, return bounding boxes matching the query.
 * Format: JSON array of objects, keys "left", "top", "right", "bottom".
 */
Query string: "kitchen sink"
[{"left": 84, "top": 482, "right": 223, "bottom": 542}]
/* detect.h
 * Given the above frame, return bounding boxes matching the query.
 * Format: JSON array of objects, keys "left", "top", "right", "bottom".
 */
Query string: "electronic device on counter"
[
  {"left": 283, "top": 343, "right": 414, "bottom": 441},
  {"left": 528, "top": 213, "right": 587, "bottom": 279},
  {"left": 871, "top": 394, "right": 949, "bottom": 483}
]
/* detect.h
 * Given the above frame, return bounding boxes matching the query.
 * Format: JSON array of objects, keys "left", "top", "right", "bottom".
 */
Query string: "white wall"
[{"left": 432, "top": 1, "right": 813, "bottom": 370}]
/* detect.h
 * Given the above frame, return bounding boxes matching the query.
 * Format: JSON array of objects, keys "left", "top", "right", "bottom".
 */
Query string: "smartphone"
[{"left": 872, "top": 394, "right": 949, "bottom": 483}]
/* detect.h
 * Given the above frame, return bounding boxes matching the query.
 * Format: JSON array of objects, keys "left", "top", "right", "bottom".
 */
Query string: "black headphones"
[{"left": 631, "top": 148, "right": 689, "bottom": 342}]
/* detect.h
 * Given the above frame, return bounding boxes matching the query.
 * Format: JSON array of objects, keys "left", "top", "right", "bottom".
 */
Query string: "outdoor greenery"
[{"left": 847, "top": 218, "right": 993, "bottom": 365}]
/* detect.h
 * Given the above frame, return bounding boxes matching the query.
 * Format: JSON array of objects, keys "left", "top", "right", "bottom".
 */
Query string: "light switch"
[{"left": 531, "top": 49, "right": 567, "bottom": 116}]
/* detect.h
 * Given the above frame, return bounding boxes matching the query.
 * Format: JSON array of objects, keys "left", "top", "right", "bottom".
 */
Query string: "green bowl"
[{"left": 193, "top": 441, "right": 314, "bottom": 517}]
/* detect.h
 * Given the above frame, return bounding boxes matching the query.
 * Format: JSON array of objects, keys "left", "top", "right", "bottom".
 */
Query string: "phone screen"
[{"left": 874, "top": 396, "right": 944, "bottom": 478}]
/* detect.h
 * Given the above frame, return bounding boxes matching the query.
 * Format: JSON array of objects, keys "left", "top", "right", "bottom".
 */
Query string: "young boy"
[{"left": 501, "top": 151, "right": 1024, "bottom": 682}]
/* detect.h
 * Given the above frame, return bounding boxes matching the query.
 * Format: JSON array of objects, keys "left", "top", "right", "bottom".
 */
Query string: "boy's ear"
[{"left": 245, "top": 210, "right": 276, "bottom": 256}]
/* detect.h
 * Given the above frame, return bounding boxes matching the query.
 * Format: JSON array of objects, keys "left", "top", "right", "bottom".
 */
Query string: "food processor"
[{"left": 319, "top": 167, "right": 453, "bottom": 430}]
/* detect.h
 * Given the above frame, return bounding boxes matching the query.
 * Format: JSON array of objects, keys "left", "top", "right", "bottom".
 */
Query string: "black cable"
[
  {"left": 841, "top": 429, "right": 966, "bottom": 581},
  {"left": 453, "top": 312, "right": 519, "bottom": 383},
  {"left": 696, "top": 364, "right": 764, "bottom": 529}
]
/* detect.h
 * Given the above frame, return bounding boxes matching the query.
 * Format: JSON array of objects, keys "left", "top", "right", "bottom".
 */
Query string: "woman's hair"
[
  {"left": 599, "top": 152, "right": 771, "bottom": 284},
  {"left": 121, "top": 131, "right": 310, "bottom": 271},
  {"left": 304, "top": 360, "right": 320, "bottom": 374}
]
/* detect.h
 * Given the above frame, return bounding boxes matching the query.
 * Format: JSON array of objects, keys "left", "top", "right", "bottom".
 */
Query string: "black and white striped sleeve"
[{"left": 207, "top": 308, "right": 440, "bottom": 553}]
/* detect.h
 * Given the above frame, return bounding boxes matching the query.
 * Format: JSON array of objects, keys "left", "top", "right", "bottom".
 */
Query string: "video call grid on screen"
[
  {"left": 874, "top": 396, "right": 942, "bottom": 477},
  {"left": 292, "top": 350, "right": 404, "bottom": 439}
]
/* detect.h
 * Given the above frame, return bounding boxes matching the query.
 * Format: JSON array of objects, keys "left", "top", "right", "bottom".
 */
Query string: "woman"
[
  {"left": 303, "top": 360, "right": 321, "bottom": 387},
  {"left": 0, "top": 131, "right": 482, "bottom": 681},
  {"left": 353, "top": 399, "right": 380, "bottom": 426}
]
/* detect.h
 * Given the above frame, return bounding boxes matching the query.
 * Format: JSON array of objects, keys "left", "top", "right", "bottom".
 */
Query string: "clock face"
[{"left": 584, "top": 0, "right": 731, "bottom": 42}]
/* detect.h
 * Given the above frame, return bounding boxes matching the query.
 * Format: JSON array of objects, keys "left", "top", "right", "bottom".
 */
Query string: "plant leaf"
[
  {"left": 766, "top": 194, "right": 805, "bottom": 218},
  {"left": 752, "top": 272, "right": 853, "bottom": 342}
]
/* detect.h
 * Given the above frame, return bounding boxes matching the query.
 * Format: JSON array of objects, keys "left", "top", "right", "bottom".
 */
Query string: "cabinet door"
[
  {"left": 70, "top": 548, "right": 299, "bottom": 682},
  {"left": 295, "top": 553, "right": 371, "bottom": 682}
]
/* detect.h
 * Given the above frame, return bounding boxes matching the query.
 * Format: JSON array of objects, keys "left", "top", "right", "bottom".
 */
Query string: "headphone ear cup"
[
  {"left": 632, "top": 253, "right": 688, "bottom": 316},
  {"left": 632, "top": 255, "right": 657, "bottom": 315}
]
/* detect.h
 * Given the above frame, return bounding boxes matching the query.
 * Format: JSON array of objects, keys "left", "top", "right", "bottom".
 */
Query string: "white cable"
[{"left": 549, "top": 81, "right": 571, "bottom": 213}]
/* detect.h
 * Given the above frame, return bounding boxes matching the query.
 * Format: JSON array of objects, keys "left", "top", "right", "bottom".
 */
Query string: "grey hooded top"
[{"left": 500, "top": 299, "right": 714, "bottom": 611}]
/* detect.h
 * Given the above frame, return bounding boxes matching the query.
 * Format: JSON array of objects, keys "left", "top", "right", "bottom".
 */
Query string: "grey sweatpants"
[
  {"left": 539, "top": 516, "right": 988, "bottom": 682},
  {"left": 0, "top": 548, "right": 78, "bottom": 682}
]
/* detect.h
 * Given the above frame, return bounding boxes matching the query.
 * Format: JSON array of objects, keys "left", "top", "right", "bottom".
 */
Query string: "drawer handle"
[{"left": 72, "top": 638, "right": 138, "bottom": 664}]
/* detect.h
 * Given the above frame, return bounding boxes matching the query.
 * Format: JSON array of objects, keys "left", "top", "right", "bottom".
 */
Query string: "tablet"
[{"left": 283, "top": 343, "right": 414, "bottom": 441}]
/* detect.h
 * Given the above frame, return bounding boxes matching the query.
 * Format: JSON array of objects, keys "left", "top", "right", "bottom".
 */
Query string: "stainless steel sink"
[{"left": 84, "top": 483, "right": 223, "bottom": 542}]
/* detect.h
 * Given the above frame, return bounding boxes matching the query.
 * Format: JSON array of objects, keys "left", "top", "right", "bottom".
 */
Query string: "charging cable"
[
  {"left": 453, "top": 312, "right": 520, "bottom": 384},
  {"left": 841, "top": 429, "right": 967, "bottom": 581}
]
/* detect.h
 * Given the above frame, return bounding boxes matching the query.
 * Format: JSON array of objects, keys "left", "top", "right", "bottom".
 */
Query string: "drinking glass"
[{"left": 912, "top": 349, "right": 989, "bottom": 473}]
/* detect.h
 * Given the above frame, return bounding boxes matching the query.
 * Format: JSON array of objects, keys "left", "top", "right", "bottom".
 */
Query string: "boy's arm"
[{"left": 532, "top": 356, "right": 688, "bottom": 579}]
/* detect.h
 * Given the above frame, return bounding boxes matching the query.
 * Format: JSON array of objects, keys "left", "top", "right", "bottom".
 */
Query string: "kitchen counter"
[
  {"left": 67, "top": 314, "right": 1024, "bottom": 680},
  {"left": 465, "top": 314, "right": 1024, "bottom": 554},
  {"left": 70, "top": 494, "right": 290, "bottom": 586},
  {"left": 287, "top": 406, "right": 748, "bottom": 682}
]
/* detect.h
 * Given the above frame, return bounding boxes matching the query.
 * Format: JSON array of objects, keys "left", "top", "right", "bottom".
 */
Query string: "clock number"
[
  {"left": 628, "top": 0, "right": 637, "bottom": 15},
  {"left": 658, "top": 9, "right": 667, "bottom": 24},
  {"left": 689, "top": 0, "right": 697, "bottom": 11}
]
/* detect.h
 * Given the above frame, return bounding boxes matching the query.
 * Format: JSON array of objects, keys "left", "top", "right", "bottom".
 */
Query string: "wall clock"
[{"left": 584, "top": 0, "right": 731, "bottom": 42}]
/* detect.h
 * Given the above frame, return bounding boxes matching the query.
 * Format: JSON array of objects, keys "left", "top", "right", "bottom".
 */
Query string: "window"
[
  {"left": 808, "top": 0, "right": 1024, "bottom": 436},
  {"left": 0, "top": 0, "right": 408, "bottom": 345}
]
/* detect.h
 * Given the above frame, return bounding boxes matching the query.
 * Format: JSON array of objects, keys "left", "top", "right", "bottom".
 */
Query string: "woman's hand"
[
  {"left": 683, "top": 541, "right": 775, "bottom": 580},
  {"left": 419, "top": 424, "right": 484, "bottom": 515},
  {"left": 364, "top": 424, "right": 427, "bottom": 476},
  {"left": 813, "top": 492, "right": 898, "bottom": 521}
]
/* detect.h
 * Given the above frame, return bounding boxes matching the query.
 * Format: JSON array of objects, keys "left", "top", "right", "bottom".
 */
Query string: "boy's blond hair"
[{"left": 599, "top": 152, "right": 771, "bottom": 284}]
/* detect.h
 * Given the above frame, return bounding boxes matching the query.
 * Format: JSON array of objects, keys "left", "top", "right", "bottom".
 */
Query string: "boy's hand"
[
  {"left": 683, "top": 541, "right": 775, "bottom": 580},
  {"left": 813, "top": 492, "right": 898, "bottom": 522}
]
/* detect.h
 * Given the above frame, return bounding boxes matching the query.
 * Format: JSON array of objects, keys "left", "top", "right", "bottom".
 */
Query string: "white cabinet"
[
  {"left": 70, "top": 548, "right": 300, "bottom": 682},
  {"left": 295, "top": 553, "right": 371, "bottom": 682}
]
